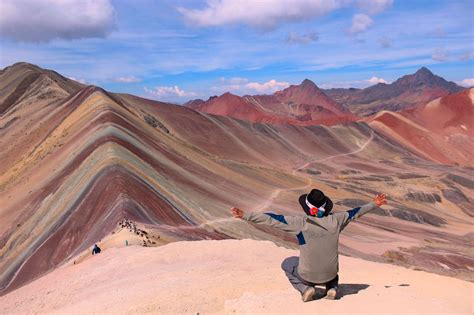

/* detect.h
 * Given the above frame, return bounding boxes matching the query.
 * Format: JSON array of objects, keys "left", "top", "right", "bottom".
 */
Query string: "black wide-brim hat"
[{"left": 299, "top": 189, "right": 333, "bottom": 217}]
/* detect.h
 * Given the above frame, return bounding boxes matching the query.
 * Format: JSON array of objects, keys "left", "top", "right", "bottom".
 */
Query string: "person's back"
[
  {"left": 232, "top": 189, "right": 387, "bottom": 302},
  {"left": 297, "top": 213, "right": 342, "bottom": 283}
]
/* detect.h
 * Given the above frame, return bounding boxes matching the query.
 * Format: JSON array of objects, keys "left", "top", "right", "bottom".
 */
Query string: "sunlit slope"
[{"left": 368, "top": 88, "right": 474, "bottom": 165}]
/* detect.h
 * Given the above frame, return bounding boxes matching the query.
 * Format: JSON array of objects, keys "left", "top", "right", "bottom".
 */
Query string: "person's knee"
[
  {"left": 326, "top": 274, "right": 339, "bottom": 289},
  {"left": 281, "top": 256, "right": 299, "bottom": 272}
]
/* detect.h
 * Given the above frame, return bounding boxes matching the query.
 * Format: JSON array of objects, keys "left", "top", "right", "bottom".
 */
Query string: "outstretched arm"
[
  {"left": 231, "top": 207, "right": 304, "bottom": 235},
  {"left": 338, "top": 193, "right": 387, "bottom": 230}
]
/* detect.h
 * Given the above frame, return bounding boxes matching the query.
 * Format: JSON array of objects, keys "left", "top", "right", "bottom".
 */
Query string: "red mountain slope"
[
  {"left": 368, "top": 88, "right": 473, "bottom": 165},
  {"left": 186, "top": 79, "right": 357, "bottom": 126}
]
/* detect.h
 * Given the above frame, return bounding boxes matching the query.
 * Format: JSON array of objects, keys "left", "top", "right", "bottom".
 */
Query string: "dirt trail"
[
  {"left": 146, "top": 131, "right": 374, "bottom": 229},
  {"left": 255, "top": 131, "right": 374, "bottom": 212}
]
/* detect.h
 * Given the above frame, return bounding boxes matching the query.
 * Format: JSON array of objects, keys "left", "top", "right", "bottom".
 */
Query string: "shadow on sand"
[
  {"left": 337, "top": 283, "right": 370, "bottom": 298},
  {"left": 313, "top": 283, "right": 370, "bottom": 300}
]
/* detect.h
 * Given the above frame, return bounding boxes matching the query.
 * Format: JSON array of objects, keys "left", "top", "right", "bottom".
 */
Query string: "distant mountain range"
[
  {"left": 324, "top": 67, "right": 464, "bottom": 116},
  {"left": 186, "top": 67, "right": 464, "bottom": 123},
  {"left": 185, "top": 79, "right": 357, "bottom": 126}
]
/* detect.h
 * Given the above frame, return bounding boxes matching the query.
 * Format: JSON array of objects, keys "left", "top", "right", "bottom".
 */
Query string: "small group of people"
[{"left": 232, "top": 188, "right": 387, "bottom": 302}]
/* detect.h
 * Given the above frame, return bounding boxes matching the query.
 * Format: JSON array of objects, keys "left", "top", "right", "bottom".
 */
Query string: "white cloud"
[
  {"left": 114, "top": 76, "right": 141, "bottom": 83},
  {"left": 213, "top": 77, "right": 250, "bottom": 93},
  {"left": 286, "top": 31, "right": 319, "bottom": 44},
  {"left": 178, "top": 0, "right": 344, "bottom": 29},
  {"left": 67, "top": 76, "right": 87, "bottom": 84},
  {"left": 0, "top": 0, "right": 115, "bottom": 42},
  {"left": 348, "top": 14, "right": 373, "bottom": 34},
  {"left": 144, "top": 86, "right": 196, "bottom": 99},
  {"left": 211, "top": 84, "right": 242, "bottom": 92},
  {"left": 245, "top": 79, "right": 290, "bottom": 94},
  {"left": 366, "top": 76, "right": 388, "bottom": 85},
  {"left": 356, "top": 0, "right": 393, "bottom": 14},
  {"left": 211, "top": 78, "right": 290, "bottom": 95},
  {"left": 432, "top": 48, "right": 448, "bottom": 61},
  {"left": 459, "top": 78, "right": 474, "bottom": 87}
]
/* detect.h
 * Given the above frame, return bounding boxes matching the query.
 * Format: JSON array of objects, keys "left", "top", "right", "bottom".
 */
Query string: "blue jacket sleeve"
[{"left": 337, "top": 202, "right": 378, "bottom": 231}]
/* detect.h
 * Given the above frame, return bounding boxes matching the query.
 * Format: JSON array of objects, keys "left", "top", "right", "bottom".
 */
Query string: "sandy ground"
[
  {"left": 70, "top": 223, "right": 171, "bottom": 265},
  {"left": 0, "top": 239, "right": 472, "bottom": 315}
]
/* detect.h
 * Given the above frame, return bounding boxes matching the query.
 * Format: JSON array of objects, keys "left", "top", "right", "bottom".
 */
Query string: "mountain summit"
[
  {"left": 415, "top": 66, "right": 433, "bottom": 76},
  {"left": 393, "top": 66, "right": 462, "bottom": 91},
  {"left": 0, "top": 62, "right": 84, "bottom": 115},
  {"left": 325, "top": 67, "right": 464, "bottom": 116},
  {"left": 300, "top": 78, "right": 319, "bottom": 89},
  {"left": 187, "top": 79, "right": 356, "bottom": 126},
  {"left": 275, "top": 79, "right": 324, "bottom": 98}
]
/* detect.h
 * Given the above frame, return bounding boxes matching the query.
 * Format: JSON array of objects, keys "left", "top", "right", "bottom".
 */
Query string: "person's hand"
[
  {"left": 231, "top": 207, "right": 244, "bottom": 219},
  {"left": 373, "top": 193, "right": 387, "bottom": 207}
]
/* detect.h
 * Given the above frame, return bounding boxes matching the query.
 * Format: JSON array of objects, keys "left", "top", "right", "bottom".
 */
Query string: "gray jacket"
[{"left": 243, "top": 202, "right": 378, "bottom": 283}]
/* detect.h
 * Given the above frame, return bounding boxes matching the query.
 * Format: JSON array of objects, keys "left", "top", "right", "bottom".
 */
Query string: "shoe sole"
[
  {"left": 326, "top": 289, "right": 337, "bottom": 300},
  {"left": 302, "top": 287, "right": 316, "bottom": 302}
]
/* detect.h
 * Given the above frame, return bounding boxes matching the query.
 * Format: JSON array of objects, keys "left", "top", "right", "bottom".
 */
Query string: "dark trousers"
[{"left": 281, "top": 256, "right": 339, "bottom": 294}]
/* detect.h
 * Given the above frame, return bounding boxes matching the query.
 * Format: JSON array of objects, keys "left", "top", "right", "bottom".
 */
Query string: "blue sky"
[{"left": 0, "top": 0, "right": 473, "bottom": 103}]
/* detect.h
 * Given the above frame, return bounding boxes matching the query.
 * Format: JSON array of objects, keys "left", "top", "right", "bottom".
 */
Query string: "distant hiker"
[
  {"left": 231, "top": 190, "right": 387, "bottom": 302},
  {"left": 92, "top": 244, "right": 101, "bottom": 255}
]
